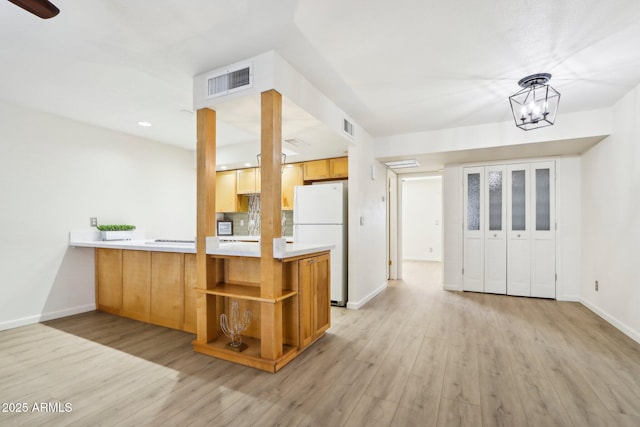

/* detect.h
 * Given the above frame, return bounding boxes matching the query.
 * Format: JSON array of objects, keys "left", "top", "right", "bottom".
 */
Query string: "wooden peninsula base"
[{"left": 193, "top": 251, "right": 330, "bottom": 372}]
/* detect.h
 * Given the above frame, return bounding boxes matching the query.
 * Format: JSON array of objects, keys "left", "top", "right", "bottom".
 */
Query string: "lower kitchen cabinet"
[
  {"left": 183, "top": 254, "right": 198, "bottom": 333},
  {"left": 95, "top": 248, "right": 196, "bottom": 333},
  {"left": 122, "top": 250, "right": 151, "bottom": 322},
  {"left": 96, "top": 248, "right": 123, "bottom": 315},
  {"left": 299, "top": 253, "right": 331, "bottom": 347},
  {"left": 150, "top": 252, "right": 185, "bottom": 330}
]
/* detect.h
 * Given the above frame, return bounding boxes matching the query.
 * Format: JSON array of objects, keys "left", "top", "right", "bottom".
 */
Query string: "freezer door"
[
  {"left": 294, "top": 183, "right": 344, "bottom": 224},
  {"left": 294, "top": 224, "right": 346, "bottom": 305}
]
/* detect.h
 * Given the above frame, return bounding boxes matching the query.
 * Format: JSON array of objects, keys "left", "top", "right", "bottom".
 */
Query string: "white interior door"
[
  {"left": 531, "top": 161, "right": 556, "bottom": 298},
  {"left": 507, "top": 164, "right": 531, "bottom": 296},
  {"left": 484, "top": 165, "right": 507, "bottom": 294},
  {"left": 463, "top": 167, "right": 484, "bottom": 292}
]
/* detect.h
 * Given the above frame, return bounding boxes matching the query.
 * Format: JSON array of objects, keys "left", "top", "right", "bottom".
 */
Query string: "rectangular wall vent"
[
  {"left": 207, "top": 63, "right": 252, "bottom": 98},
  {"left": 343, "top": 117, "right": 355, "bottom": 138}
]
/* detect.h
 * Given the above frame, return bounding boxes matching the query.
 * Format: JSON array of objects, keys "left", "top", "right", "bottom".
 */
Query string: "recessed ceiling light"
[
  {"left": 384, "top": 159, "right": 420, "bottom": 169},
  {"left": 219, "top": 166, "right": 228, "bottom": 170},
  {"left": 138, "top": 121, "right": 152, "bottom": 127},
  {"left": 244, "top": 163, "right": 252, "bottom": 167}
]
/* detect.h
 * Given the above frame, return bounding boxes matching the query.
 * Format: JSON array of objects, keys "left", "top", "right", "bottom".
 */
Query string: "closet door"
[
  {"left": 463, "top": 167, "right": 484, "bottom": 292},
  {"left": 484, "top": 165, "right": 507, "bottom": 294},
  {"left": 531, "top": 161, "right": 556, "bottom": 298},
  {"left": 507, "top": 164, "right": 531, "bottom": 296}
]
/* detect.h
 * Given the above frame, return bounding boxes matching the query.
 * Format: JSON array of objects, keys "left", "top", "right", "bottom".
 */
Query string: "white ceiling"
[{"left": 2, "top": 0, "right": 640, "bottom": 168}]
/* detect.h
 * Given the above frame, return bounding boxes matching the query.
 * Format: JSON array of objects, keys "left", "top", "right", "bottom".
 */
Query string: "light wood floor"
[{"left": 1, "top": 261, "right": 640, "bottom": 426}]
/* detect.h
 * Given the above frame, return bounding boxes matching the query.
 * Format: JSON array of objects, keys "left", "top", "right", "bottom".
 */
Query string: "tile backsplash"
[{"left": 223, "top": 197, "right": 293, "bottom": 237}]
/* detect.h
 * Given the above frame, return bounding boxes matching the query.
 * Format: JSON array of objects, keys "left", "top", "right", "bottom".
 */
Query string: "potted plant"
[{"left": 97, "top": 224, "right": 136, "bottom": 241}]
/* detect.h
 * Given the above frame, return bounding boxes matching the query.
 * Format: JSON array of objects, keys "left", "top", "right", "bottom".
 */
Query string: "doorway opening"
[{"left": 400, "top": 175, "right": 443, "bottom": 284}]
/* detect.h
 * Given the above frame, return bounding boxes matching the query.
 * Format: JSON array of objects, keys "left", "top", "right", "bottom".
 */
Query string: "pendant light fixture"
[{"left": 509, "top": 73, "right": 560, "bottom": 131}]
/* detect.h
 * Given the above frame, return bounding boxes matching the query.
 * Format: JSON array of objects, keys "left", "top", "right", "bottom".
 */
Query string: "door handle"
[
  {"left": 493, "top": 233, "right": 497, "bottom": 238},
  {"left": 517, "top": 234, "right": 521, "bottom": 238}
]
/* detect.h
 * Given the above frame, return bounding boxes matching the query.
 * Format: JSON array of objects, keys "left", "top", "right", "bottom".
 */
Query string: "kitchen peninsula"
[{"left": 70, "top": 233, "right": 333, "bottom": 372}]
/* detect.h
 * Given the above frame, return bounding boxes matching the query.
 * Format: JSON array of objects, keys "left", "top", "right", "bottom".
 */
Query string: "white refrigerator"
[{"left": 293, "top": 182, "right": 347, "bottom": 306}]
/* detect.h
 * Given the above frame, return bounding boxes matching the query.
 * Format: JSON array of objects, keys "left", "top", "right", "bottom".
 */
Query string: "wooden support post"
[
  {"left": 260, "top": 89, "right": 284, "bottom": 359},
  {"left": 195, "top": 108, "right": 218, "bottom": 344}
]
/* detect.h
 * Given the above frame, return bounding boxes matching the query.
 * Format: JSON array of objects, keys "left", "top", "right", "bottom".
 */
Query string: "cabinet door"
[
  {"left": 313, "top": 254, "right": 331, "bottom": 337},
  {"left": 329, "top": 157, "right": 348, "bottom": 178},
  {"left": 150, "top": 252, "right": 185, "bottom": 330},
  {"left": 216, "top": 170, "right": 238, "bottom": 212},
  {"left": 122, "top": 250, "right": 151, "bottom": 322},
  {"left": 298, "top": 257, "right": 314, "bottom": 347},
  {"left": 507, "top": 164, "right": 531, "bottom": 296},
  {"left": 282, "top": 163, "right": 303, "bottom": 210},
  {"left": 484, "top": 165, "right": 507, "bottom": 294},
  {"left": 463, "top": 167, "right": 484, "bottom": 292},
  {"left": 96, "top": 248, "right": 122, "bottom": 314},
  {"left": 303, "top": 159, "right": 330, "bottom": 181},
  {"left": 183, "top": 253, "right": 197, "bottom": 333},
  {"left": 237, "top": 168, "right": 257, "bottom": 194},
  {"left": 531, "top": 161, "right": 556, "bottom": 298}
]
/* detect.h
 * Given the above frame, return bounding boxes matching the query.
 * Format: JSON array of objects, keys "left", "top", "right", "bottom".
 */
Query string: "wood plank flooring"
[{"left": 1, "top": 261, "right": 639, "bottom": 426}]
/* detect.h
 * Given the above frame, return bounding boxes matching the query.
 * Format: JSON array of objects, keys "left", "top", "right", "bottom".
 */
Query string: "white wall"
[
  {"left": 443, "top": 166, "right": 463, "bottom": 291},
  {"left": 581, "top": 85, "right": 640, "bottom": 343},
  {"left": 401, "top": 177, "right": 442, "bottom": 261},
  {"left": 347, "top": 131, "right": 388, "bottom": 309},
  {"left": 0, "top": 100, "right": 196, "bottom": 331}
]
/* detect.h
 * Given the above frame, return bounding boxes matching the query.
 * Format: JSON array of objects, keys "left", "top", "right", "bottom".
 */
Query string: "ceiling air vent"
[
  {"left": 206, "top": 63, "right": 252, "bottom": 98},
  {"left": 343, "top": 117, "right": 355, "bottom": 138}
]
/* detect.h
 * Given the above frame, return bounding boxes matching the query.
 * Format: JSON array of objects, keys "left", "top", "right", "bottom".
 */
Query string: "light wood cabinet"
[
  {"left": 96, "top": 249, "right": 197, "bottom": 334},
  {"left": 193, "top": 251, "right": 331, "bottom": 372},
  {"left": 237, "top": 168, "right": 260, "bottom": 194},
  {"left": 96, "top": 248, "right": 122, "bottom": 315},
  {"left": 183, "top": 254, "right": 197, "bottom": 333},
  {"left": 299, "top": 253, "right": 331, "bottom": 347},
  {"left": 150, "top": 252, "right": 185, "bottom": 330},
  {"left": 282, "top": 163, "right": 303, "bottom": 209},
  {"left": 303, "top": 157, "right": 348, "bottom": 181},
  {"left": 329, "top": 157, "right": 348, "bottom": 178},
  {"left": 303, "top": 159, "right": 330, "bottom": 181},
  {"left": 122, "top": 250, "right": 151, "bottom": 322},
  {"left": 216, "top": 170, "right": 247, "bottom": 212}
]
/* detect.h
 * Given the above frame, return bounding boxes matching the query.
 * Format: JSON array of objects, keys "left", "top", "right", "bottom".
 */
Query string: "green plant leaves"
[{"left": 96, "top": 225, "right": 136, "bottom": 231}]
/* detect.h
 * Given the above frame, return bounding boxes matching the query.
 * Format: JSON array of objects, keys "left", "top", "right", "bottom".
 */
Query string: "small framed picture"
[{"left": 217, "top": 220, "right": 233, "bottom": 236}]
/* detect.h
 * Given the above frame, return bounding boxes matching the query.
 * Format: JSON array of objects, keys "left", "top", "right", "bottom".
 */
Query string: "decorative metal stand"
[{"left": 220, "top": 301, "right": 252, "bottom": 352}]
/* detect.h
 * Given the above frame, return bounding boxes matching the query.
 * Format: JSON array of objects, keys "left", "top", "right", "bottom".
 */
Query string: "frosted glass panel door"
[
  {"left": 507, "top": 164, "right": 531, "bottom": 296},
  {"left": 531, "top": 161, "right": 556, "bottom": 298},
  {"left": 463, "top": 167, "right": 484, "bottom": 292},
  {"left": 484, "top": 165, "right": 507, "bottom": 294}
]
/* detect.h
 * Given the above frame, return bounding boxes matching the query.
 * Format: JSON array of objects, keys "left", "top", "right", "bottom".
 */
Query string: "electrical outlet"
[
  {"left": 90, "top": 217, "right": 98, "bottom": 227},
  {"left": 595, "top": 280, "right": 599, "bottom": 291}
]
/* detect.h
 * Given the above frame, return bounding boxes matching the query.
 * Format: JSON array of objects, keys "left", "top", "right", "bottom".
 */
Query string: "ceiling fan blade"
[{"left": 7, "top": 0, "right": 59, "bottom": 19}]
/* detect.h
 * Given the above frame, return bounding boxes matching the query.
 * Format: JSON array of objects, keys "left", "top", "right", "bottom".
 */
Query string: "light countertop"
[{"left": 69, "top": 230, "right": 331, "bottom": 259}]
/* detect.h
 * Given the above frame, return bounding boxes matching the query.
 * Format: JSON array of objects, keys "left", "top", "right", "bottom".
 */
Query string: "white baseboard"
[
  {"left": 580, "top": 298, "right": 640, "bottom": 345},
  {"left": 0, "top": 304, "right": 96, "bottom": 332},
  {"left": 346, "top": 281, "right": 387, "bottom": 310},
  {"left": 443, "top": 283, "right": 463, "bottom": 291},
  {"left": 557, "top": 294, "right": 580, "bottom": 302}
]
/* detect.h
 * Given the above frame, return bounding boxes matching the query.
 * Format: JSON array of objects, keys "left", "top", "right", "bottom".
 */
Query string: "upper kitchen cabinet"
[
  {"left": 303, "top": 159, "right": 330, "bottom": 180},
  {"left": 329, "top": 157, "right": 348, "bottom": 178},
  {"left": 303, "top": 157, "right": 348, "bottom": 181},
  {"left": 216, "top": 170, "right": 247, "bottom": 213},
  {"left": 282, "top": 163, "right": 303, "bottom": 210},
  {"left": 237, "top": 168, "right": 260, "bottom": 194}
]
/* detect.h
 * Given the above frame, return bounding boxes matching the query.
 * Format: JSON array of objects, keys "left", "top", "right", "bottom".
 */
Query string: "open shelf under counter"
[
  {"left": 192, "top": 337, "right": 299, "bottom": 373},
  {"left": 195, "top": 283, "right": 297, "bottom": 303}
]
